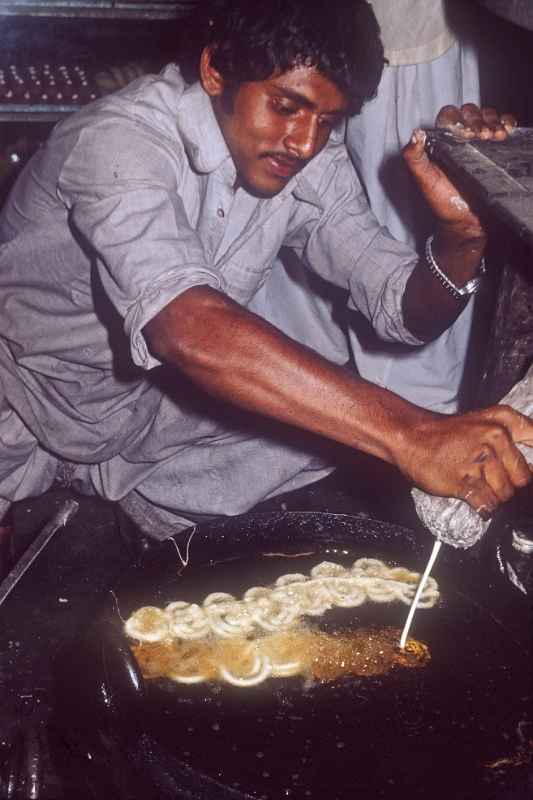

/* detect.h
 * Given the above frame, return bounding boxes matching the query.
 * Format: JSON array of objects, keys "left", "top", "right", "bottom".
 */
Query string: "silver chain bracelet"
[{"left": 425, "top": 235, "right": 486, "bottom": 299}]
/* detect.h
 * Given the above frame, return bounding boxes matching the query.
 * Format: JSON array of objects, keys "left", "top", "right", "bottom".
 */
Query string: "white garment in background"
[
  {"left": 371, "top": 0, "right": 455, "bottom": 66},
  {"left": 347, "top": 0, "right": 481, "bottom": 413}
]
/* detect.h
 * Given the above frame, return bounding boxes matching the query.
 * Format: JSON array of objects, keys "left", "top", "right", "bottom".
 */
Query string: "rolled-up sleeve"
[
  {"left": 58, "top": 119, "right": 223, "bottom": 369},
  {"left": 289, "top": 148, "right": 423, "bottom": 346}
]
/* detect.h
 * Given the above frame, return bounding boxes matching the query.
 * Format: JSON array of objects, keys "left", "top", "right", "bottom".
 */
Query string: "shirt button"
[{"left": 217, "top": 207, "right": 225, "bottom": 218}]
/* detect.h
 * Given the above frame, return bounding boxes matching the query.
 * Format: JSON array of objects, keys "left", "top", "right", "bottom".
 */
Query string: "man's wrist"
[
  {"left": 431, "top": 226, "right": 487, "bottom": 291},
  {"left": 425, "top": 235, "right": 486, "bottom": 299}
]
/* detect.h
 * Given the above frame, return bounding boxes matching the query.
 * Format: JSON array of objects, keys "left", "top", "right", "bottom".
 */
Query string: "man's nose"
[{"left": 284, "top": 117, "right": 319, "bottom": 160}]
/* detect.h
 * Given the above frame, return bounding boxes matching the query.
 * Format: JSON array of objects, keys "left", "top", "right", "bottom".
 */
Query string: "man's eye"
[
  {"left": 318, "top": 116, "right": 338, "bottom": 129},
  {"left": 272, "top": 99, "right": 297, "bottom": 116}
]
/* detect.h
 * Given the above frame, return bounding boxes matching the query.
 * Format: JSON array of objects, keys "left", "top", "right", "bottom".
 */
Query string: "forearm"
[
  {"left": 402, "top": 223, "right": 486, "bottom": 341},
  {"left": 144, "top": 285, "right": 431, "bottom": 466},
  {"left": 143, "top": 285, "right": 533, "bottom": 517}
]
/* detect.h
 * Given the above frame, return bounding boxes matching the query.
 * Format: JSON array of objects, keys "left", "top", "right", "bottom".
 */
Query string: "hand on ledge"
[{"left": 435, "top": 103, "right": 517, "bottom": 141}]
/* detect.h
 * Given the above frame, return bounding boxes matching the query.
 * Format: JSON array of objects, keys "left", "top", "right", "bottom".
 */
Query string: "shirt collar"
[
  {"left": 291, "top": 173, "right": 323, "bottom": 209},
  {"left": 176, "top": 81, "right": 235, "bottom": 178},
  {"left": 290, "top": 122, "right": 346, "bottom": 209}
]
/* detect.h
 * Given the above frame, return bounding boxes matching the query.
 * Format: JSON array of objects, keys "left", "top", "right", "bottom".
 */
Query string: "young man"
[{"left": 0, "top": 0, "right": 531, "bottom": 539}]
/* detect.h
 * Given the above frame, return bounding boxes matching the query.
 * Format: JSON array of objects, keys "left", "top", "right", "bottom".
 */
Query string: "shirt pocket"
[{"left": 218, "top": 255, "right": 275, "bottom": 305}]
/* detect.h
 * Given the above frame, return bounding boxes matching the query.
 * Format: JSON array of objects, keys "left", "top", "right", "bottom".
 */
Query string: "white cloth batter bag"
[{"left": 412, "top": 364, "right": 533, "bottom": 548}]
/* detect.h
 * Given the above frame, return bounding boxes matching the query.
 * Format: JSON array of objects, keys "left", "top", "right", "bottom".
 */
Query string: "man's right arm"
[{"left": 144, "top": 285, "right": 533, "bottom": 519}]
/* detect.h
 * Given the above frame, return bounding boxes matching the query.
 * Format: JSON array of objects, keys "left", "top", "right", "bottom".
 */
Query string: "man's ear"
[{"left": 200, "top": 47, "right": 225, "bottom": 97}]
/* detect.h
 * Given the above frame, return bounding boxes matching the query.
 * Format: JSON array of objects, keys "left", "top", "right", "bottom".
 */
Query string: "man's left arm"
[{"left": 401, "top": 105, "right": 516, "bottom": 341}]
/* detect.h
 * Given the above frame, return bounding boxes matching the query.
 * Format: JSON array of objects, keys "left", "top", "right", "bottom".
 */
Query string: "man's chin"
[{"left": 237, "top": 171, "right": 290, "bottom": 199}]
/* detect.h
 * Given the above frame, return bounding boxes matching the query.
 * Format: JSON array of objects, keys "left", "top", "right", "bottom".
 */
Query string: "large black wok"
[{"left": 53, "top": 511, "right": 532, "bottom": 800}]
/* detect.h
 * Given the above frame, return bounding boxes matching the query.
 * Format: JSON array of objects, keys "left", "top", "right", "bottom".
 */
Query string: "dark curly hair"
[{"left": 178, "top": 0, "right": 384, "bottom": 115}]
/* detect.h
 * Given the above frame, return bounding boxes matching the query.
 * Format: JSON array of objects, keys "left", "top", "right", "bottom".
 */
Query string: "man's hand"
[
  {"left": 403, "top": 103, "right": 517, "bottom": 233},
  {"left": 435, "top": 103, "right": 517, "bottom": 141},
  {"left": 146, "top": 287, "right": 533, "bottom": 521},
  {"left": 401, "top": 103, "right": 518, "bottom": 342},
  {"left": 402, "top": 128, "right": 484, "bottom": 235},
  {"left": 401, "top": 128, "right": 485, "bottom": 340},
  {"left": 396, "top": 406, "right": 533, "bottom": 519}
]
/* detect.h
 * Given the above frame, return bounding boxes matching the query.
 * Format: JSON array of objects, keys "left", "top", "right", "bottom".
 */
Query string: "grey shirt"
[{"left": 0, "top": 64, "right": 419, "bottom": 519}]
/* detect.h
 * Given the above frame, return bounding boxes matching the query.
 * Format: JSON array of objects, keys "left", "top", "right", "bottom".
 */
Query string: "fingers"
[
  {"left": 460, "top": 450, "right": 518, "bottom": 520},
  {"left": 435, "top": 105, "right": 476, "bottom": 139},
  {"left": 486, "top": 404, "right": 533, "bottom": 447},
  {"left": 485, "top": 418, "right": 531, "bottom": 490},
  {"left": 460, "top": 475, "right": 499, "bottom": 521},
  {"left": 480, "top": 107, "right": 507, "bottom": 140},
  {"left": 458, "top": 410, "right": 532, "bottom": 518},
  {"left": 403, "top": 128, "right": 483, "bottom": 230},
  {"left": 403, "top": 128, "right": 428, "bottom": 160},
  {"left": 412, "top": 408, "right": 533, "bottom": 521},
  {"left": 402, "top": 129, "right": 442, "bottom": 188},
  {"left": 435, "top": 103, "right": 518, "bottom": 141},
  {"left": 500, "top": 112, "right": 518, "bottom": 135},
  {"left": 459, "top": 442, "right": 515, "bottom": 519},
  {"left": 461, "top": 103, "right": 492, "bottom": 139},
  {"left": 476, "top": 443, "right": 520, "bottom": 504}
]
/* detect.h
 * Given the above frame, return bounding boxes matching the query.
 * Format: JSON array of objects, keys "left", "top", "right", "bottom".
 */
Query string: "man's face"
[{"left": 202, "top": 53, "right": 348, "bottom": 198}]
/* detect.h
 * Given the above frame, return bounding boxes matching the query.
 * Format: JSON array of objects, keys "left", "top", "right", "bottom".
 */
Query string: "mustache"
[{"left": 261, "top": 152, "right": 307, "bottom": 168}]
